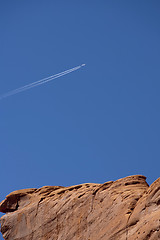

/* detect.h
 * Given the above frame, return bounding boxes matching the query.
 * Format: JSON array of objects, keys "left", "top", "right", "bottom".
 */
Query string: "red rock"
[{"left": 0, "top": 175, "right": 160, "bottom": 239}]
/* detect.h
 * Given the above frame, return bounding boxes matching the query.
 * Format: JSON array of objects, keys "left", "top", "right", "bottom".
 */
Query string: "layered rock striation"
[{"left": 0, "top": 175, "right": 160, "bottom": 240}]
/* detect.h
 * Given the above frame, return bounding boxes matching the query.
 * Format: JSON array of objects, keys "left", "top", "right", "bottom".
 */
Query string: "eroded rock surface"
[{"left": 0, "top": 175, "right": 160, "bottom": 240}]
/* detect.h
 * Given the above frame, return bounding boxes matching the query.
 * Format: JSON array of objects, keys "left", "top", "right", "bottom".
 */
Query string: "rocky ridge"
[{"left": 0, "top": 175, "right": 160, "bottom": 240}]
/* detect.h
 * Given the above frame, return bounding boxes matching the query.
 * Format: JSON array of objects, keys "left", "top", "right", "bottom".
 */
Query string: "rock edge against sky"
[{"left": 1, "top": 175, "right": 160, "bottom": 239}]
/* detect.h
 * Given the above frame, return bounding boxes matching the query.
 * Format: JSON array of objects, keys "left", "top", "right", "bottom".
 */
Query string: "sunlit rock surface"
[{"left": 1, "top": 175, "right": 160, "bottom": 240}]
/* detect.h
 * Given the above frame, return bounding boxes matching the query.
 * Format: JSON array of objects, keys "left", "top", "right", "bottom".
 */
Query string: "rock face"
[{"left": 0, "top": 175, "right": 160, "bottom": 240}]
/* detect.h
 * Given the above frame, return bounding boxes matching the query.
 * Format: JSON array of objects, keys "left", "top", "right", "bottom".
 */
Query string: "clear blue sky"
[{"left": 0, "top": 1, "right": 160, "bottom": 231}]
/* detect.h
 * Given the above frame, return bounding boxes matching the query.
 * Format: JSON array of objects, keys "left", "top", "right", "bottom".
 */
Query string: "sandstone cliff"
[{"left": 0, "top": 175, "right": 160, "bottom": 240}]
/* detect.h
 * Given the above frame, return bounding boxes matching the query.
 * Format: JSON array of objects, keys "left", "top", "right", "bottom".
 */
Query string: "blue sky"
[{"left": 0, "top": 1, "right": 160, "bottom": 233}]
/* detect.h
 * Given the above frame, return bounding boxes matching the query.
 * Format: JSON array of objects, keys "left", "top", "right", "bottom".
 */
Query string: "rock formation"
[{"left": 0, "top": 175, "right": 160, "bottom": 240}]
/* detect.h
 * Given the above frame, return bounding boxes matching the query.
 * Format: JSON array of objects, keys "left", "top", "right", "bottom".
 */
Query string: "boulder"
[{"left": 1, "top": 175, "right": 160, "bottom": 239}]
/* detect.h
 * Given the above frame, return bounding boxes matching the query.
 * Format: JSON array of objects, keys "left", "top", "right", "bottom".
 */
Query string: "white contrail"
[
  {"left": 6, "top": 65, "right": 81, "bottom": 95},
  {"left": 1, "top": 66, "right": 79, "bottom": 98},
  {"left": 0, "top": 65, "right": 82, "bottom": 99},
  {"left": 0, "top": 64, "right": 85, "bottom": 100}
]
